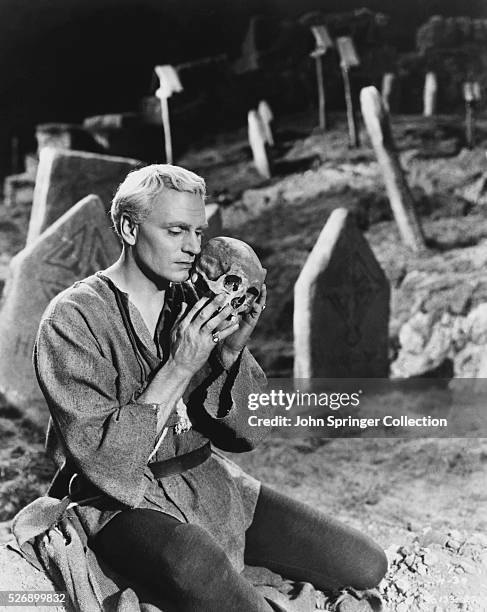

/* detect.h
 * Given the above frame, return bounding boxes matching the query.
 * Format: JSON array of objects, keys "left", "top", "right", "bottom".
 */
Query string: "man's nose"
[{"left": 182, "top": 231, "right": 201, "bottom": 256}]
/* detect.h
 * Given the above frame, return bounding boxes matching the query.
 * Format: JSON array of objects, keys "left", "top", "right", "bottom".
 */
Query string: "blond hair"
[{"left": 110, "top": 164, "right": 206, "bottom": 238}]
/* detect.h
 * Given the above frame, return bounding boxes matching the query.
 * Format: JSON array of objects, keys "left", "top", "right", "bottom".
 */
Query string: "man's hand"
[
  {"left": 215, "top": 284, "right": 267, "bottom": 369},
  {"left": 169, "top": 294, "right": 240, "bottom": 375}
]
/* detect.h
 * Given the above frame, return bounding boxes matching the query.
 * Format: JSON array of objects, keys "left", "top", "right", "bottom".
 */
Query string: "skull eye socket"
[{"left": 224, "top": 275, "right": 242, "bottom": 292}]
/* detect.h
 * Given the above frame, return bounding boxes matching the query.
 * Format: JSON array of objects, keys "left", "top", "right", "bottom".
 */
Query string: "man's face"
[{"left": 133, "top": 189, "right": 207, "bottom": 285}]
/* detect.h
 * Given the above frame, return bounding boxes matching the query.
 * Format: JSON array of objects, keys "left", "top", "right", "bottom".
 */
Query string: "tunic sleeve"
[
  {"left": 186, "top": 347, "right": 273, "bottom": 452},
  {"left": 34, "top": 312, "right": 157, "bottom": 508}
]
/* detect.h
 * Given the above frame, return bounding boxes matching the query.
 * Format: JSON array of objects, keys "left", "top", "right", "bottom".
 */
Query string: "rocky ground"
[{"left": 1, "top": 110, "right": 487, "bottom": 610}]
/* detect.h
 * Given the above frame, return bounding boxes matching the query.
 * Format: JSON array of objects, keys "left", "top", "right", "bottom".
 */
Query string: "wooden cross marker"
[
  {"left": 336, "top": 36, "right": 360, "bottom": 148},
  {"left": 154, "top": 65, "right": 183, "bottom": 164},
  {"left": 310, "top": 25, "right": 334, "bottom": 131}
]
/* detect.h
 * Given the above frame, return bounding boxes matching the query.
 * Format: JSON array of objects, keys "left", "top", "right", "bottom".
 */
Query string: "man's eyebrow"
[{"left": 162, "top": 221, "right": 209, "bottom": 229}]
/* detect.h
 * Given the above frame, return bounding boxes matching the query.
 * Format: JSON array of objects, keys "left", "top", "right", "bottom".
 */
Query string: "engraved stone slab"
[
  {"left": 0, "top": 195, "right": 120, "bottom": 419},
  {"left": 27, "top": 148, "right": 140, "bottom": 244},
  {"left": 294, "top": 208, "right": 389, "bottom": 378}
]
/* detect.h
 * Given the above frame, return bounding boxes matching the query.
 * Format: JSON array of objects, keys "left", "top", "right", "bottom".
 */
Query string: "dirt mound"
[{"left": 382, "top": 530, "right": 487, "bottom": 610}]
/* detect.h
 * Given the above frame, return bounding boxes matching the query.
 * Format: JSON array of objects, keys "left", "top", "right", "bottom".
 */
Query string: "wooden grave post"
[
  {"left": 310, "top": 25, "right": 334, "bottom": 131},
  {"left": 336, "top": 37, "right": 361, "bottom": 147},
  {"left": 360, "top": 86, "right": 426, "bottom": 252},
  {"left": 154, "top": 65, "right": 183, "bottom": 164}
]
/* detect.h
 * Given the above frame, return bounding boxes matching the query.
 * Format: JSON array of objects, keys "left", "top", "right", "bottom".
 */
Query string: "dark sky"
[{"left": 0, "top": 0, "right": 485, "bottom": 128}]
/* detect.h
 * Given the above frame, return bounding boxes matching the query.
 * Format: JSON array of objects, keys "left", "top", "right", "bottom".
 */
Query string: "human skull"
[{"left": 193, "top": 237, "right": 266, "bottom": 315}]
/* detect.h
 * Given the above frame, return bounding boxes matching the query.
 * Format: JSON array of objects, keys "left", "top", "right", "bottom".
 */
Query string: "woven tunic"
[{"left": 33, "top": 273, "right": 270, "bottom": 572}]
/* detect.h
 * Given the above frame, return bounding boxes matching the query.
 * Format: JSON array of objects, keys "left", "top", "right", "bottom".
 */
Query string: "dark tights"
[{"left": 92, "top": 485, "right": 387, "bottom": 611}]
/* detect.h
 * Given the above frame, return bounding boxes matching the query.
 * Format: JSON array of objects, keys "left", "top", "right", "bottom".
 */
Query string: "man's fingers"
[
  {"left": 185, "top": 296, "right": 212, "bottom": 324},
  {"left": 204, "top": 305, "right": 235, "bottom": 331},
  {"left": 257, "top": 284, "right": 267, "bottom": 308},
  {"left": 217, "top": 320, "right": 240, "bottom": 341},
  {"left": 207, "top": 311, "right": 239, "bottom": 333},
  {"left": 193, "top": 294, "right": 227, "bottom": 326}
]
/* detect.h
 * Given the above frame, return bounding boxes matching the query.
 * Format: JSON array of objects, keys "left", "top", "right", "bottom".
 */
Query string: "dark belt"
[{"left": 149, "top": 442, "right": 212, "bottom": 479}]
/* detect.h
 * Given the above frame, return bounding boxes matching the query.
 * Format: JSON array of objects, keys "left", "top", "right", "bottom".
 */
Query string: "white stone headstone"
[
  {"left": 248, "top": 110, "right": 271, "bottom": 179},
  {"left": 360, "top": 86, "right": 425, "bottom": 252},
  {"left": 381, "top": 73, "right": 396, "bottom": 112},
  {"left": 0, "top": 195, "right": 120, "bottom": 422},
  {"left": 294, "top": 208, "right": 389, "bottom": 378},
  {"left": 27, "top": 148, "right": 140, "bottom": 244},
  {"left": 423, "top": 72, "right": 438, "bottom": 117},
  {"left": 258, "top": 100, "right": 274, "bottom": 146}
]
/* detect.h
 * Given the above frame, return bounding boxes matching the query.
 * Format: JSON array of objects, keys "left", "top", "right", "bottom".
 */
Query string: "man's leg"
[
  {"left": 92, "top": 508, "right": 274, "bottom": 612},
  {"left": 244, "top": 485, "right": 388, "bottom": 591}
]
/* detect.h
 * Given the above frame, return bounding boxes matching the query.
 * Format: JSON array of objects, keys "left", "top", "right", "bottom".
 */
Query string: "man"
[{"left": 34, "top": 164, "right": 387, "bottom": 611}]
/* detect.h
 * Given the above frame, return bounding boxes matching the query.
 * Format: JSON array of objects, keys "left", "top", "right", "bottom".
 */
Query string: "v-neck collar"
[{"left": 95, "top": 272, "right": 174, "bottom": 364}]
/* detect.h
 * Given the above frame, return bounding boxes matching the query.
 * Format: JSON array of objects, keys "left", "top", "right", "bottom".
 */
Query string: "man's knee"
[{"left": 167, "top": 524, "right": 234, "bottom": 595}]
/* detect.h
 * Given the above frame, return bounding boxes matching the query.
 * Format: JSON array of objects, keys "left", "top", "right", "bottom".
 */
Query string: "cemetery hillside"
[{"left": 1, "top": 3, "right": 487, "bottom": 611}]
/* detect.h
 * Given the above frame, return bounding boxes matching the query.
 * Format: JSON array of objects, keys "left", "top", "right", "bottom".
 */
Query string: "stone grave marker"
[
  {"left": 463, "top": 81, "right": 481, "bottom": 149},
  {"left": 0, "top": 195, "right": 120, "bottom": 422},
  {"left": 258, "top": 100, "right": 274, "bottom": 146},
  {"left": 294, "top": 208, "right": 390, "bottom": 378},
  {"left": 381, "top": 73, "right": 396, "bottom": 113},
  {"left": 36, "top": 123, "right": 101, "bottom": 154},
  {"left": 27, "top": 148, "right": 140, "bottom": 244},
  {"left": 423, "top": 72, "right": 438, "bottom": 117},
  {"left": 205, "top": 203, "right": 223, "bottom": 242},
  {"left": 360, "top": 86, "right": 425, "bottom": 252},
  {"left": 3, "top": 173, "right": 35, "bottom": 209},
  {"left": 248, "top": 110, "right": 271, "bottom": 179}
]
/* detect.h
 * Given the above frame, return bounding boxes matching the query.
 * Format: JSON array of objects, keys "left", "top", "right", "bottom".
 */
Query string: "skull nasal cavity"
[
  {"left": 231, "top": 296, "right": 246, "bottom": 309},
  {"left": 224, "top": 275, "right": 242, "bottom": 292}
]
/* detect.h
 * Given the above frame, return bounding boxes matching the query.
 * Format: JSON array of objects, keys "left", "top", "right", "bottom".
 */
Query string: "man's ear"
[{"left": 120, "top": 213, "right": 138, "bottom": 246}]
